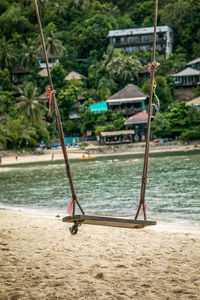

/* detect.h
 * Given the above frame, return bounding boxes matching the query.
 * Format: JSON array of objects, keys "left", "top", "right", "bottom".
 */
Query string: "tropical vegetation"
[{"left": 0, "top": 0, "right": 200, "bottom": 150}]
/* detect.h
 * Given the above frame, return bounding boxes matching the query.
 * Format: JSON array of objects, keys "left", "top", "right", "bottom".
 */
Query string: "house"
[
  {"left": 107, "top": 84, "right": 148, "bottom": 116},
  {"left": 11, "top": 67, "right": 29, "bottom": 84},
  {"left": 124, "top": 111, "right": 154, "bottom": 142},
  {"left": 99, "top": 130, "right": 135, "bottom": 145},
  {"left": 173, "top": 67, "right": 200, "bottom": 87},
  {"left": 38, "top": 57, "right": 58, "bottom": 69},
  {"left": 186, "top": 57, "right": 200, "bottom": 71},
  {"left": 186, "top": 96, "right": 200, "bottom": 111},
  {"left": 108, "top": 26, "right": 173, "bottom": 58}
]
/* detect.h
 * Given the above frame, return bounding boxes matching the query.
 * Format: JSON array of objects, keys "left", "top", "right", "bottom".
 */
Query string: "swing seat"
[{"left": 62, "top": 215, "right": 156, "bottom": 229}]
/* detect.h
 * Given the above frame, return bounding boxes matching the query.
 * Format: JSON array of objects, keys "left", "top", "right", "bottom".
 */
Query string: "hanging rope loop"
[{"left": 67, "top": 195, "right": 77, "bottom": 216}]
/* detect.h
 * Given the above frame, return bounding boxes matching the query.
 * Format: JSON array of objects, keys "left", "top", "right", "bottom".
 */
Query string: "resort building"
[
  {"left": 99, "top": 130, "right": 135, "bottom": 145},
  {"left": 124, "top": 111, "right": 154, "bottom": 142},
  {"left": 38, "top": 57, "right": 59, "bottom": 69},
  {"left": 65, "top": 71, "right": 85, "bottom": 81},
  {"left": 186, "top": 57, "right": 200, "bottom": 71},
  {"left": 108, "top": 26, "right": 173, "bottom": 57},
  {"left": 107, "top": 84, "right": 148, "bottom": 116},
  {"left": 186, "top": 96, "right": 200, "bottom": 111},
  {"left": 173, "top": 67, "right": 200, "bottom": 87},
  {"left": 11, "top": 67, "right": 29, "bottom": 84}
]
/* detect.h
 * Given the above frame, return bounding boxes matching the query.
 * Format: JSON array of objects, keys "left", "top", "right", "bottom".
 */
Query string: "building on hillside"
[
  {"left": 186, "top": 96, "right": 200, "bottom": 111},
  {"left": 90, "top": 101, "right": 108, "bottom": 114},
  {"left": 107, "top": 84, "right": 148, "bottom": 116},
  {"left": 38, "top": 57, "right": 58, "bottom": 69},
  {"left": 108, "top": 26, "right": 173, "bottom": 58},
  {"left": 11, "top": 67, "right": 29, "bottom": 84},
  {"left": 124, "top": 111, "right": 154, "bottom": 142},
  {"left": 99, "top": 130, "right": 135, "bottom": 145},
  {"left": 173, "top": 67, "right": 200, "bottom": 87},
  {"left": 186, "top": 57, "right": 200, "bottom": 71},
  {"left": 65, "top": 71, "right": 85, "bottom": 81}
]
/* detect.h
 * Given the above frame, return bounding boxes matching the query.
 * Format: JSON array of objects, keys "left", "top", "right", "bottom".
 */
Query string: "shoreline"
[
  {"left": 1, "top": 142, "right": 200, "bottom": 166},
  {"left": 0, "top": 208, "right": 199, "bottom": 299}
]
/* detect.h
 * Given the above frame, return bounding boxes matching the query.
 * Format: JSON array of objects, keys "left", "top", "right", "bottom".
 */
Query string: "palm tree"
[
  {"left": 16, "top": 82, "right": 47, "bottom": 122},
  {"left": 21, "top": 41, "right": 39, "bottom": 71},
  {"left": 0, "top": 37, "right": 17, "bottom": 69},
  {"left": 54, "top": 0, "right": 68, "bottom": 17},
  {"left": 37, "top": 30, "right": 65, "bottom": 59}
]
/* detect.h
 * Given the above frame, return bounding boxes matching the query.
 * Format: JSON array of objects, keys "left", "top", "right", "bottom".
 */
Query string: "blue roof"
[{"left": 90, "top": 101, "right": 108, "bottom": 113}]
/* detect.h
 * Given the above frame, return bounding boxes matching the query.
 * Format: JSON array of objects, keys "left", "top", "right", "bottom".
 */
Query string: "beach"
[
  {"left": 0, "top": 209, "right": 199, "bottom": 300},
  {"left": 1, "top": 141, "right": 200, "bottom": 165}
]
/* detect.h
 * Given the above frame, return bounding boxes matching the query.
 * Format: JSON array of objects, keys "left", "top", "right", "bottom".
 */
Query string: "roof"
[
  {"left": 108, "top": 26, "right": 172, "bottom": 38},
  {"left": 100, "top": 130, "right": 135, "bottom": 137},
  {"left": 38, "top": 68, "right": 48, "bottom": 77},
  {"left": 173, "top": 67, "right": 200, "bottom": 77},
  {"left": 11, "top": 67, "right": 29, "bottom": 74},
  {"left": 186, "top": 57, "right": 200, "bottom": 66},
  {"left": 124, "top": 111, "right": 154, "bottom": 125},
  {"left": 65, "top": 71, "right": 85, "bottom": 80},
  {"left": 186, "top": 97, "right": 200, "bottom": 106},
  {"left": 107, "top": 84, "right": 147, "bottom": 104},
  {"left": 90, "top": 101, "right": 108, "bottom": 113}
]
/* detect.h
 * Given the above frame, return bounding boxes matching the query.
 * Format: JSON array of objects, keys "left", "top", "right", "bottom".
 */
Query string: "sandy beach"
[
  {"left": 0, "top": 209, "right": 199, "bottom": 300},
  {"left": 1, "top": 141, "right": 200, "bottom": 165}
]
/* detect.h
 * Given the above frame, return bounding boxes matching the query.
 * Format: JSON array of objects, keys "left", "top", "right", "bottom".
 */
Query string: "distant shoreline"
[{"left": 1, "top": 142, "right": 200, "bottom": 166}]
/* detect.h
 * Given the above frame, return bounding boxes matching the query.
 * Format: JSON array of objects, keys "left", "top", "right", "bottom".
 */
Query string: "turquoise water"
[{"left": 0, "top": 152, "right": 200, "bottom": 225}]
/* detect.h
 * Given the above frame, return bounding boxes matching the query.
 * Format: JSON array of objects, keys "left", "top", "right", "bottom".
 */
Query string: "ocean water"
[{"left": 0, "top": 152, "right": 200, "bottom": 226}]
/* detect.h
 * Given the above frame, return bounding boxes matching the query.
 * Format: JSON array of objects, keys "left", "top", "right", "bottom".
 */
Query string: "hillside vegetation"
[{"left": 0, "top": 0, "right": 200, "bottom": 150}]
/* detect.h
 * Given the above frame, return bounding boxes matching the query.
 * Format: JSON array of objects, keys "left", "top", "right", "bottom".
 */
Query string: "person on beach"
[
  {"left": 15, "top": 153, "right": 18, "bottom": 161},
  {"left": 51, "top": 153, "right": 55, "bottom": 161}
]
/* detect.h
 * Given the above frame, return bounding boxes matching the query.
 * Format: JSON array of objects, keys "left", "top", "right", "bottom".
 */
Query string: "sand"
[
  {"left": 1, "top": 142, "right": 200, "bottom": 166},
  {"left": 0, "top": 209, "right": 199, "bottom": 300}
]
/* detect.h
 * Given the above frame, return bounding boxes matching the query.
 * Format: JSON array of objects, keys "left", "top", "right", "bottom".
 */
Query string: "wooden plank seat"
[{"left": 62, "top": 215, "right": 156, "bottom": 233}]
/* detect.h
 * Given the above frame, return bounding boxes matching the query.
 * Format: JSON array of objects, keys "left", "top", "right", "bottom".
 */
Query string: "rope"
[
  {"left": 135, "top": 0, "right": 159, "bottom": 221},
  {"left": 45, "top": 85, "right": 56, "bottom": 115},
  {"left": 34, "top": 0, "right": 85, "bottom": 217}
]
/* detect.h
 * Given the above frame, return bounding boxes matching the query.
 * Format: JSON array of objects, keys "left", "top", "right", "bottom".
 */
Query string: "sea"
[{"left": 0, "top": 151, "right": 200, "bottom": 227}]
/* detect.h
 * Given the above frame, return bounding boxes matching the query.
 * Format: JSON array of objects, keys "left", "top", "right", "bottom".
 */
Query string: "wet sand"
[{"left": 0, "top": 209, "right": 199, "bottom": 299}]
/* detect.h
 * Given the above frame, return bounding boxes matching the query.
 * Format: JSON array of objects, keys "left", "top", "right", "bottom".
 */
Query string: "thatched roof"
[
  {"left": 38, "top": 68, "right": 48, "bottom": 77},
  {"left": 107, "top": 84, "right": 147, "bottom": 103},
  {"left": 100, "top": 130, "right": 134, "bottom": 137},
  {"left": 124, "top": 112, "right": 154, "bottom": 125},
  {"left": 173, "top": 67, "right": 200, "bottom": 77},
  {"left": 186, "top": 96, "right": 200, "bottom": 106},
  {"left": 65, "top": 71, "right": 85, "bottom": 80},
  {"left": 186, "top": 57, "right": 200, "bottom": 66},
  {"left": 12, "top": 67, "right": 29, "bottom": 74}
]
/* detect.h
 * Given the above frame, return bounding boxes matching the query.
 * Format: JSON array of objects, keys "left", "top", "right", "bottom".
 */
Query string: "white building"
[
  {"left": 108, "top": 26, "right": 173, "bottom": 57},
  {"left": 38, "top": 57, "right": 59, "bottom": 69}
]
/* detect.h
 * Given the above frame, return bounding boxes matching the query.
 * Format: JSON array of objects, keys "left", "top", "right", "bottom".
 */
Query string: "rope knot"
[
  {"left": 45, "top": 85, "right": 56, "bottom": 114},
  {"left": 148, "top": 61, "right": 160, "bottom": 73}
]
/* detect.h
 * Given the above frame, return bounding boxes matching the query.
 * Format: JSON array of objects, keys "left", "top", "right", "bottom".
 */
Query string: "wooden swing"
[{"left": 34, "top": 0, "right": 158, "bottom": 235}]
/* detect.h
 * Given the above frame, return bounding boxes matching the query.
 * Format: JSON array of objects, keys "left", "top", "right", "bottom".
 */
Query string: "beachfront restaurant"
[{"left": 99, "top": 130, "right": 134, "bottom": 145}]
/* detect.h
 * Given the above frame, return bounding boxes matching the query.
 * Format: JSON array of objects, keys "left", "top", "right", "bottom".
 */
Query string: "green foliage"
[
  {"left": 80, "top": 109, "right": 95, "bottom": 135},
  {"left": 95, "top": 126, "right": 107, "bottom": 137},
  {"left": 50, "top": 63, "right": 66, "bottom": 91},
  {"left": 151, "top": 113, "right": 172, "bottom": 138},
  {"left": 16, "top": 82, "right": 47, "bottom": 122},
  {"left": 102, "top": 46, "right": 142, "bottom": 87},
  {"left": 57, "top": 78, "right": 83, "bottom": 118},
  {"left": 0, "top": 68, "right": 12, "bottom": 90},
  {"left": 0, "top": 91, "right": 15, "bottom": 115},
  {"left": 4, "top": 116, "right": 37, "bottom": 149},
  {"left": 0, "top": 37, "right": 17, "bottom": 69},
  {"left": 179, "top": 126, "right": 200, "bottom": 141},
  {"left": 142, "top": 75, "right": 174, "bottom": 112}
]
